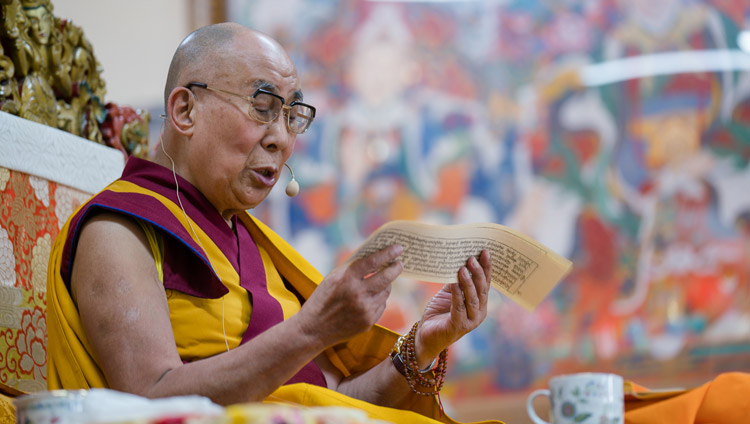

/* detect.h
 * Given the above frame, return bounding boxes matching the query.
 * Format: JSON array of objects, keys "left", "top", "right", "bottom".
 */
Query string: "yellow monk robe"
[{"left": 46, "top": 157, "right": 503, "bottom": 424}]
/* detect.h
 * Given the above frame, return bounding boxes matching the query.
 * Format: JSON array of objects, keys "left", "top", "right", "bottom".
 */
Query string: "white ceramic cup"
[
  {"left": 526, "top": 372, "right": 624, "bottom": 424},
  {"left": 14, "top": 390, "right": 88, "bottom": 424}
]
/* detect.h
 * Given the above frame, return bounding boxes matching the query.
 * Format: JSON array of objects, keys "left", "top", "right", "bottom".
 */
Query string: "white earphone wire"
[{"left": 159, "top": 121, "right": 231, "bottom": 353}]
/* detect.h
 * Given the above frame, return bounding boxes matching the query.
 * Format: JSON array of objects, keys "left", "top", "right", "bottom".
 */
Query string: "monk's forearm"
[
  {"left": 141, "top": 315, "right": 327, "bottom": 405},
  {"left": 334, "top": 357, "right": 431, "bottom": 410}
]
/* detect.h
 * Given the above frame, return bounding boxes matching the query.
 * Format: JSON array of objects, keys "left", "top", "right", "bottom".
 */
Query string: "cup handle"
[{"left": 526, "top": 388, "right": 552, "bottom": 424}]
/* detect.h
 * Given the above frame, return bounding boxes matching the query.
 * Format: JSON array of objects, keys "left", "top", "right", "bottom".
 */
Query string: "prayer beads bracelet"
[{"left": 391, "top": 321, "right": 448, "bottom": 396}]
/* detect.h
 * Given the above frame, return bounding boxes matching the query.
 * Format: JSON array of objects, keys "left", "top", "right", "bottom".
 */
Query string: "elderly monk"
[{"left": 47, "top": 22, "right": 500, "bottom": 424}]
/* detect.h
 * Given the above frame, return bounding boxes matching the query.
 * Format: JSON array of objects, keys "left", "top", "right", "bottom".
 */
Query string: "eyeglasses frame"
[{"left": 184, "top": 82, "right": 316, "bottom": 134}]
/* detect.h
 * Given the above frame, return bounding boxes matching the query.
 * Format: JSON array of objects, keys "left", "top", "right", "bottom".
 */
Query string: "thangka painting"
[{"left": 232, "top": 0, "right": 750, "bottom": 407}]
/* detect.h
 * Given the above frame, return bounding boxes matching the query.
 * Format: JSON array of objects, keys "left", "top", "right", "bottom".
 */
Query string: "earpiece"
[{"left": 284, "top": 163, "right": 299, "bottom": 197}]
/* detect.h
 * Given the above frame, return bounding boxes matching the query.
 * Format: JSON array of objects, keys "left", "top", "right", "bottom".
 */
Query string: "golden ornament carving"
[{"left": 0, "top": 0, "right": 149, "bottom": 157}]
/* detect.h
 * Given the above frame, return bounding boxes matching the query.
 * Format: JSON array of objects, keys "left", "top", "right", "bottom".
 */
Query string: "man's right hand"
[{"left": 295, "top": 244, "right": 404, "bottom": 347}]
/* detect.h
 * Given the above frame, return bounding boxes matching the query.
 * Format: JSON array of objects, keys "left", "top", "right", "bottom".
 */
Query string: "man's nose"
[{"left": 260, "top": 114, "right": 293, "bottom": 151}]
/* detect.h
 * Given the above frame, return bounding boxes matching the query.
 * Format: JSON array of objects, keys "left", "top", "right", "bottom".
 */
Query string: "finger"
[
  {"left": 449, "top": 282, "right": 466, "bottom": 323},
  {"left": 363, "top": 258, "right": 403, "bottom": 291},
  {"left": 370, "top": 283, "right": 392, "bottom": 322},
  {"left": 468, "top": 252, "right": 491, "bottom": 300},
  {"left": 479, "top": 250, "right": 492, "bottom": 284},
  {"left": 458, "top": 264, "right": 479, "bottom": 320},
  {"left": 479, "top": 250, "right": 492, "bottom": 277},
  {"left": 477, "top": 250, "right": 492, "bottom": 303},
  {"left": 466, "top": 253, "right": 490, "bottom": 320},
  {"left": 352, "top": 244, "right": 403, "bottom": 277}
]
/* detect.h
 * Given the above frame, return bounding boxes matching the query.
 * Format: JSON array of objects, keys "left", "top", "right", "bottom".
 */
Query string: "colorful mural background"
[{"left": 231, "top": 0, "right": 750, "bottom": 408}]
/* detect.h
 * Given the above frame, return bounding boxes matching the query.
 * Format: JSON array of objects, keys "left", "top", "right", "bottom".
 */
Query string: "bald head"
[{"left": 163, "top": 23, "right": 291, "bottom": 110}]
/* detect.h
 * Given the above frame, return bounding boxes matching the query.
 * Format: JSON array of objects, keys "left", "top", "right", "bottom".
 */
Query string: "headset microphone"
[{"left": 284, "top": 163, "right": 299, "bottom": 197}]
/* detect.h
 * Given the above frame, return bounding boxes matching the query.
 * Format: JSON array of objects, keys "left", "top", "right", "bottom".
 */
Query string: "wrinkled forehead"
[{"left": 212, "top": 34, "right": 301, "bottom": 98}]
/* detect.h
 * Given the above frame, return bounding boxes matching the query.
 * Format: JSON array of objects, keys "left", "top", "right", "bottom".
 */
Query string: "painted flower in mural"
[
  {"left": 0, "top": 227, "right": 15, "bottom": 287},
  {"left": 28, "top": 176, "right": 50, "bottom": 208},
  {"left": 31, "top": 234, "right": 51, "bottom": 292},
  {"left": 16, "top": 307, "right": 47, "bottom": 375},
  {"left": 0, "top": 167, "right": 9, "bottom": 190}
]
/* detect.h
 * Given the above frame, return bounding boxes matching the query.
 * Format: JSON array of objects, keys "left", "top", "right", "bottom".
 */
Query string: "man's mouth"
[{"left": 252, "top": 167, "right": 277, "bottom": 186}]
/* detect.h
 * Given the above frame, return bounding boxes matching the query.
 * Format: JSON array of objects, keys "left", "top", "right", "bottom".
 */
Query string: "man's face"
[{"left": 185, "top": 36, "right": 300, "bottom": 219}]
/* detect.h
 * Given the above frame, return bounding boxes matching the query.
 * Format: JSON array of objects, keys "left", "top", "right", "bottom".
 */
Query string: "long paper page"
[{"left": 352, "top": 221, "right": 573, "bottom": 311}]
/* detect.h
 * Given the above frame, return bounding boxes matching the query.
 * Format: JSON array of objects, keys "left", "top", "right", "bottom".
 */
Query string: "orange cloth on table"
[{"left": 625, "top": 372, "right": 750, "bottom": 424}]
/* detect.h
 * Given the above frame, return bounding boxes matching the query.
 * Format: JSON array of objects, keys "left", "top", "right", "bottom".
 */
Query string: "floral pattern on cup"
[{"left": 527, "top": 373, "right": 623, "bottom": 424}]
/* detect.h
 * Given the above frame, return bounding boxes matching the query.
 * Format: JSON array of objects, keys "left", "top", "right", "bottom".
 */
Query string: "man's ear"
[{"left": 167, "top": 87, "right": 196, "bottom": 136}]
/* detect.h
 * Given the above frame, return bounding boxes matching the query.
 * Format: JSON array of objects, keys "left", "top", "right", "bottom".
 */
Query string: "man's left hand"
[{"left": 413, "top": 249, "right": 492, "bottom": 367}]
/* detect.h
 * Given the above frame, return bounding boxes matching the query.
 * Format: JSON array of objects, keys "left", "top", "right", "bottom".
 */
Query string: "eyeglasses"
[{"left": 185, "top": 82, "right": 316, "bottom": 134}]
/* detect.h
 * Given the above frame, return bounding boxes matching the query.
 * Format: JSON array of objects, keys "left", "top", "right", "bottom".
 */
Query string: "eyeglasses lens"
[
  {"left": 249, "top": 91, "right": 313, "bottom": 134},
  {"left": 288, "top": 104, "right": 313, "bottom": 134},
  {"left": 249, "top": 92, "right": 282, "bottom": 123}
]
